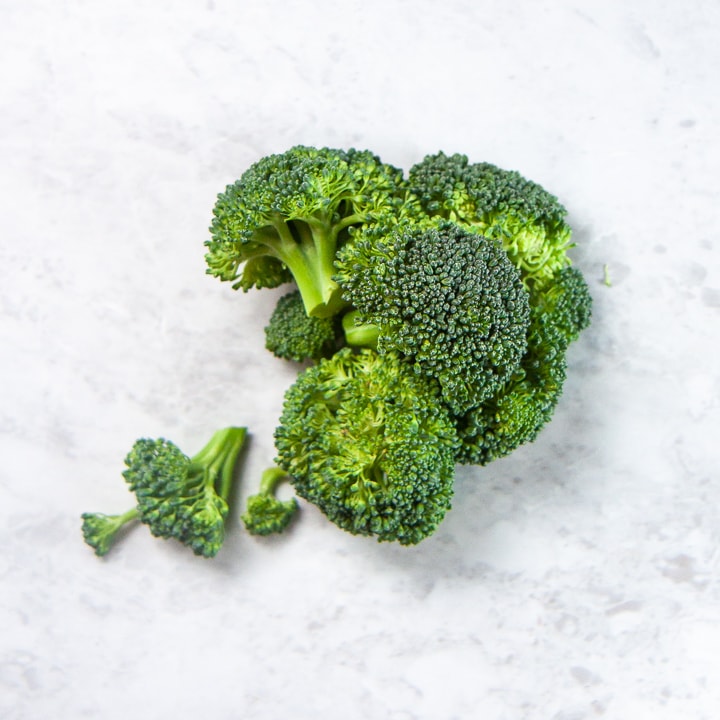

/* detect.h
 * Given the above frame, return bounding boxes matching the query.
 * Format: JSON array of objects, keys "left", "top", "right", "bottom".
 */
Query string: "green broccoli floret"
[
  {"left": 335, "top": 220, "right": 531, "bottom": 415},
  {"left": 81, "top": 427, "right": 247, "bottom": 558},
  {"left": 265, "top": 290, "right": 339, "bottom": 362},
  {"left": 241, "top": 466, "right": 299, "bottom": 536},
  {"left": 274, "top": 348, "right": 459, "bottom": 545},
  {"left": 408, "top": 152, "right": 573, "bottom": 289},
  {"left": 80, "top": 508, "right": 140, "bottom": 557},
  {"left": 205, "top": 145, "right": 407, "bottom": 318},
  {"left": 455, "top": 267, "right": 592, "bottom": 464}
]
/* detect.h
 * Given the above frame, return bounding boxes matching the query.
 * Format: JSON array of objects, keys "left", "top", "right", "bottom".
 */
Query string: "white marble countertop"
[{"left": 2, "top": 1, "right": 719, "bottom": 718}]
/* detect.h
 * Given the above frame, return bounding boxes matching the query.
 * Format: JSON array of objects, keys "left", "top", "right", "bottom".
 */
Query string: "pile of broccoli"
[{"left": 82, "top": 146, "right": 591, "bottom": 557}]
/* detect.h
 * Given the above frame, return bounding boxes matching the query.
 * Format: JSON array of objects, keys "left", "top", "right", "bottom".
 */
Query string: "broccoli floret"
[
  {"left": 241, "top": 466, "right": 299, "bottom": 536},
  {"left": 205, "top": 145, "right": 407, "bottom": 317},
  {"left": 335, "top": 220, "right": 531, "bottom": 414},
  {"left": 274, "top": 348, "right": 459, "bottom": 545},
  {"left": 80, "top": 508, "right": 140, "bottom": 557},
  {"left": 408, "top": 152, "right": 573, "bottom": 289},
  {"left": 456, "top": 267, "right": 592, "bottom": 464},
  {"left": 265, "top": 290, "right": 339, "bottom": 362},
  {"left": 81, "top": 427, "right": 247, "bottom": 558}
]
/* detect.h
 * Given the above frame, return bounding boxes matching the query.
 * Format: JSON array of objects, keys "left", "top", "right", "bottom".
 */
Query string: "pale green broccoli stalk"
[
  {"left": 408, "top": 152, "right": 573, "bottom": 289},
  {"left": 265, "top": 290, "right": 339, "bottom": 362},
  {"left": 205, "top": 145, "right": 409, "bottom": 317},
  {"left": 241, "top": 466, "right": 299, "bottom": 536},
  {"left": 335, "top": 220, "right": 531, "bottom": 415},
  {"left": 81, "top": 508, "right": 140, "bottom": 557},
  {"left": 274, "top": 348, "right": 459, "bottom": 545},
  {"left": 81, "top": 427, "right": 247, "bottom": 558}
]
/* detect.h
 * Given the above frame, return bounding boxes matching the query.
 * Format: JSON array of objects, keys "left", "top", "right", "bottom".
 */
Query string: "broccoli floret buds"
[
  {"left": 80, "top": 509, "right": 140, "bottom": 557},
  {"left": 274, "top": 348, "right": 459, "bottom": 545},
  {"left": 265, "top": 290, "right": 339, "bottom": 362},
  {"left": 81, "top": 427, "right": 247, "bottom": 558},
  {"left": 241, "top": 467, "right": 298, "bottom": 536},
  {"left": 336, "top": 221, "right": 531, "bottom": 414}
]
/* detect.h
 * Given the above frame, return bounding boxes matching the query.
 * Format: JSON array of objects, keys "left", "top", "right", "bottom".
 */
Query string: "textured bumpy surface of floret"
[
  {"left": 241, "top": 467, "right": 298, "bottom": 536},
  {"left": 408, "top": 152, "right": 573, "bottom": 289},
  {"left": 265, "top": 290, "right": 338, "bottom": 362},
  {"left": 80, "top": 509, "right": 139, "bottom": 557},
  {"left": 455, "top": 267, "right": 592, "bottom": 464},
  {"left": 274, "top": 348, "right": 459, "bottom": 545},
  {"left": 122, "top": 427, "right": 246, "bottom": 557},
  {"left": 205, "top": 145, "right": 408, "bottom": 317},
  {"left": 336, "top": 221, "right": 531, "bottom": 415}
]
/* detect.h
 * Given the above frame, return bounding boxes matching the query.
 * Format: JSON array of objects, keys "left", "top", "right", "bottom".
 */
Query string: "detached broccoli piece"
[
  {"left": 242, "top": 467, "right": 298, "bottom": 536},
  {"left": 274, "top": 348, "right": 459, "bottom": 545},
  {"left": 80, "top": 508, "right": 139, "bottom": 557},
  {"left": 456, "top": 267, "right": 592, "bottom": 464},
  {"left": 81, "top": 427, "right": 247, "bottom": 558},
  {"left": 336, "top": 220, "right": 531, "bottom": 414},
  {"left": 265, "top": 290, "right": 339, "bottom": 362},
  {"left": 408, "top": 152, "right": 573, "bottom": 289},
  {"left": 206, "top": 145, "right": 407, "bottom": 317}
]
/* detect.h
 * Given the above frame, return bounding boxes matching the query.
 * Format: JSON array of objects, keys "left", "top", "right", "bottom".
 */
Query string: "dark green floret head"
[
  {"left": 274, "top": 348, "right": 459, "bottom": 545},
  {"left": 122, "top": 428, "right": 247, "bottom": 558},
  {"left": 455, "top": 266, "right": 592, "bottom": 465},
  {"left": 408, "top": 152, "right": 574, "bottom": 289},
  {"left": 336, "top": 220, "right": 531, "bottom": 414},
  {"left": 265, "top": 290, "right": 338, "bottom": 362}
]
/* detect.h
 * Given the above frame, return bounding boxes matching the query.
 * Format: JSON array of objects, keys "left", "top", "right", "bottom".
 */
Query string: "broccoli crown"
[
  {"left": 122, "top": 427, "right": 247, "bottom": 557},
  {"left": 336, "top": 220, "right": 531, "bottom": 414},
  {"left": 241, "top": 467, "right": 298, "bottom": 536},
  {"left": 455, "top": 267, "right": 592, "bottom": 464},
  {"left": 265, "top": 290, "right": 338, "bottom": 362},
  {"left": 81, "top": 508, "right": 139, "bottom": 557},
  {"left": 408, "top": 152, "right": 573, "bottom": 288},
  {"left": 274, "top": 348, "right": 459, "bottom": 545},
  {"left": 205, "top": 145, "right": 407, "bottom": 317}
]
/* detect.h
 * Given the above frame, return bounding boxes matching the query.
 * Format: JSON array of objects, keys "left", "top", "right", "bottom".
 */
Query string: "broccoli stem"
[
  {"left": 189, "top": 427, "right": 247, "bottom": 502},
  {"left": 269, "top": 217, "right": 346, "bottom": 318},
  {"left": 342, "top": 310, "right": 380, "bottom": 349},
  {"left": 258, "top": 466, "right": 290, "bottom": 496}
]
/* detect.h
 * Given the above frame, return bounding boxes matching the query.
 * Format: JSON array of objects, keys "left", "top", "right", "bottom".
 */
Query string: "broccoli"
[
  {"left": 81, "top": 508, "right": 140, "bottom": 557},
  {"left": 455, "top": 267, "right": 592, "bottom": 464},
  {"left": 274, "top": 348, "right": 459, "bottom": 545},
  {"left": 84, "top": 144, "right": 593, "bottom": 560},
  {"left": 408, "top": 152, "right": 573, "bottom": 289},
  {"left": 265, "top": 290, "right": 339, "bottom": 362},
  {"left": 335, "top": 220, "right": 531, "bottom": 415},
  {"left": 81, "top": 427, "right": 247, "bottom": 558},
  {"left": 205, "top": 145, "right": 408, "bottom": 318},
  {"left": 241, "top": 466, "right": 299, "bottom": 536}
]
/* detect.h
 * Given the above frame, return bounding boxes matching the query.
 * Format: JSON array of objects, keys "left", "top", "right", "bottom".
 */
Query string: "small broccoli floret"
[
  {"left": 408, "top": 152, "right": 573, "bottom": 289},
  {"left": 274, "top": 348, "right": 459, "bottom": 545},
  {"left": 122, "top": 427, "right": 247, "bottom": 557},
  {"left": 80, "top": 508, "right": 139, "bottom": 557},
  {"left": 206, "top": 145, "right": 407, "bottom": 317},
  {"left": 455, "top": 267, "right": 592, "bottom": 464},
  {"left": 336, "top": 220, "right": 531, "bottom": 414},
  {"left": 242, "top": 467, "right": 299, "bottom": 536},
  {"left": 265, "top": 290, "right": 339, "bottom": 362}
]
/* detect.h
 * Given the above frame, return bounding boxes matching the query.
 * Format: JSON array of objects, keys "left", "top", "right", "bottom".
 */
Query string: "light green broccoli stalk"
[
  {"left": 81, "top": 427, "right": 247, "bottom": 558},
  {"left": 241, "top": 467, "right": 299, "bottom": 536}
]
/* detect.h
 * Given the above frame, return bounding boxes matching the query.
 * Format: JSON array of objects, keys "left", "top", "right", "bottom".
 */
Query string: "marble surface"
[{"left": 2, "top": 0, "right": 719, "bottom": 718}]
